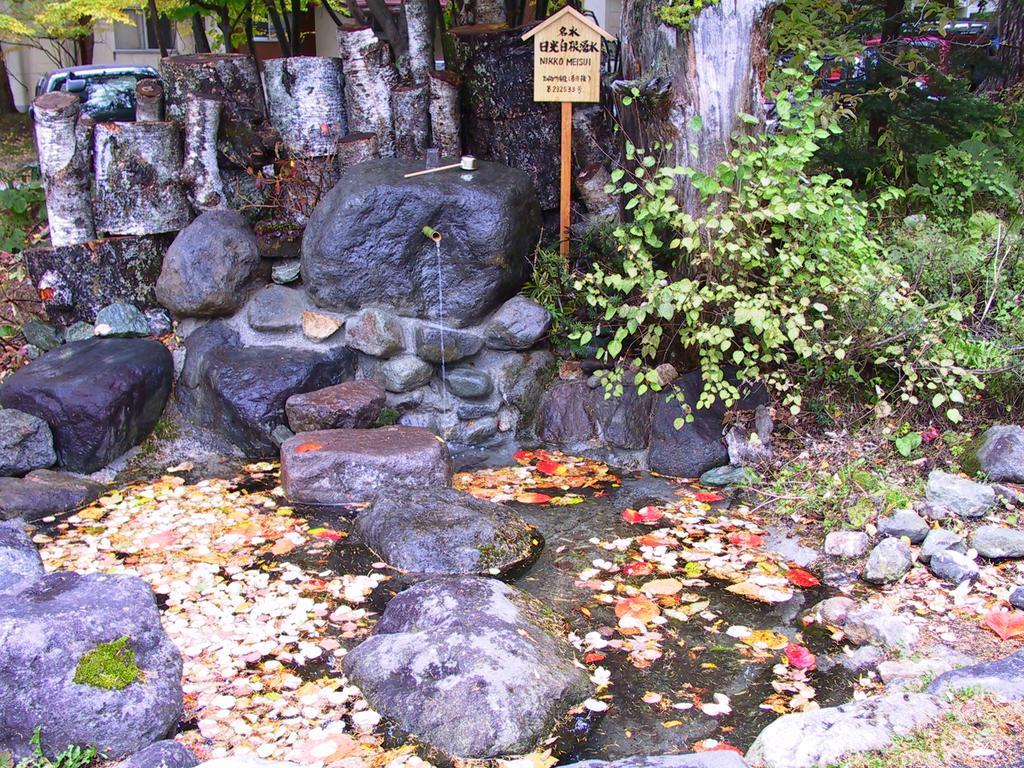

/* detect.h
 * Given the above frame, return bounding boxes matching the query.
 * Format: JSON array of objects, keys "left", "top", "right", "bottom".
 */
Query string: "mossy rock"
[{"left": 73, "top": 636, "right": 141, "bottom": 690}]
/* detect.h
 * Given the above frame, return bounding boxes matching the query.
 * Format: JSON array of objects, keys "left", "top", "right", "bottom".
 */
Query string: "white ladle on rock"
[{"left": 403, "top": 155, "right": 477, "bottom": 178}]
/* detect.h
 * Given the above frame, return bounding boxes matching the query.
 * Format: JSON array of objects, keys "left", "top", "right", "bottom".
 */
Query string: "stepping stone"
[
  {"left": 0, "top": 469, "right": 105, "bottom": 522},
  {"left": 0, "top": 338, "right": 172, "bottom": 473},
  {"left": 0, "top": 572, "right": 183, "bottom": 761},
  {"left": 876, "top": 509, "right": 929, "bottom": 544},
  {"left": 746, "top": 692, "right": 945, "bottom": 768},
  {"left": 343, "top": 576, "right": 590, "bottom": 759},
  {"left": 280, "top": 426, "right": 452, "bottom": 505},
  {"left": 0, "top": 521, "right": 43, "bottom": 596},
  {"left": 285, "top": 380, "right": 385, "bottom": 432},
  {"left": 824, "top": 531, "right": 869, "bottom": 559},
  {"left": 925, "top": 470, "right": 995, "bottom": 518},
  {"left": 927, "top": 549, "right": 979, "bottom": 584},
  {"left": 861, "top": 537, "right": 912, "bottom": 584},
  {"left": 355, "top": 488, "right": 541, "bottom": 576},
  {"left": 0, "top": 409, "right": 55, "bottom": 476},
  {"left": 919, "top": 528, "right": 965, "bottom": 563},
  {"left": 177, "top": 323, "right": 356, "bottom": 457},
  {"left": 927, "top": 650, "right": 1024, "bottom": 701},
  {"left": 971, "top": 524, "right": 1024, "bottom": 559}
]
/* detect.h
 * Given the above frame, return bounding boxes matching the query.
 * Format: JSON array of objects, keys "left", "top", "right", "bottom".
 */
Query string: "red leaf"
[
  {"left": 39, "top": 287, "right": 55, "bottom": 301},
  {"left": 143, "top": 530, "right": 177, "bottom": 549},
  {"left": 984, "top": 610, "right": 1024, "bottom": 641},
  {"left": 536, "top": 459, "right": 566, "bottom": 476},
  {"left": 622, "top": 506, "right": 664, "bottom": 524},
  {"left": 636, "top": 534, "right": 673, "bottom": 548},
  {"left": 694, "top": 492, "right": 725, "bottom": 503},
  {"left": 513, "top": 450, "right": 534, "bottom": 463},
  {"left": 727, "top": 531, "right": 764, "bottom": 548},
  {"left": 516, "top": 492, "right": 553, "bottom": 505},
  {"left": 784, "top": 642, "right": 817, "bottom": 670},
  {"left": 787, "top": 568, "right": 821, "bottom": 588},
  {"left": 314, "top": 529, "right": 345, "bottom": 541},
  {"left": 921, "top": 425, "right": 941, "bottom": 443},
  {"left": 295, "top": 442, "right": 321, "bottom": 454},
  {"left": 621, "top": 560, "right": 654, "bottom": 576},
  {"left": 692, "top": 741, "right": 744, "bottom": 755},
  {"left": 583, "top": 652, "right": 606, "bottom": 663}
]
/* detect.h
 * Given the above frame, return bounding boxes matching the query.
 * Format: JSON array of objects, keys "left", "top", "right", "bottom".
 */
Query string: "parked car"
[{"left": 34, "top": 64, "right": 160, "bottom": 122}]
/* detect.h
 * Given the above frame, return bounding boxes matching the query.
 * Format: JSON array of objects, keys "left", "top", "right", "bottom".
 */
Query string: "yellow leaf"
[{"left": 740, "top": 629, "right": 789, "bottom": 650}]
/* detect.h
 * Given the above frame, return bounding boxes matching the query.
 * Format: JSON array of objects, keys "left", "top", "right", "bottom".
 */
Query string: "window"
[
  {"left": 114, "top": 9, "right": 176, "bottom": 51},
  {"left": 252, "top": 14, "right": 293, "bottom": 42}
]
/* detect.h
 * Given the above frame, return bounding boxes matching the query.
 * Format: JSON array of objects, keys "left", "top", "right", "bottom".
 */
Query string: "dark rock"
[
  {"left": 457, "top": 402, "right": 499, "bottom": 420},
  {"left": 302, "top": 159, "right": 539, "bottom": 326},
  {"left": 145, "top": 310, "right": 172, "bottom": 338},
  {"left": 699, "top": 465, "right": 759, "bottom": 487},
  {"left": 64, "top": 322, "right": 95, "bottom": 342},
  {"left": 495, "top": 349, "right": 555, "bottom": 414},
  {"left": 484, "top": 295, "right": 552, "bottom": 350},
  {"left": 155, "top": 210, "right": 260, "bottom": 317},
  {"left": 381, "top": 356, "right": 434, "bottom": 393},
  {"left": 592, "top": 385, "right": 654, "bottom": 450},
  {"left": 343, "top": 576, "right": 590, "bottom": 759},
  {"left": 824, "top": 531, "right": 870, "bottom": 559},
  {"left": 270, "top": 425, "right": 294, "bottom": 448},
  {"left": 862, "top": 538, "right": 913, "bottom": 584},
  {"left": 24, "top": 235, "right": 169, "bottom": 326},
  {"left": 0, "top": 409, "right": 55, "bottom": 476},
  {"left": 22, "top": 320, "right": 62, "bottom": 351},
  {"left": 415, "top": 325, "right": 483, "bottom": 364},
  {"left": 176, "top": 323, "right": 356, "bottom": 457},
  {"left": 877, "top": 509, "right": 930, "bottom": 544},
  {"left": 0, "top": 338, "right": 173, "bottom": 473},
  {"left": 915, "top": 499, "right": 949, "bottom": 521},
  {"left": 246, "top": 285, "right": 308, "bottom": 333},
  {"left": 928, "top": 650, "right": 1024, "bottom": 700},
  {"left": 925, "top": 470, "right": 995, "bottom": 518},
  {"left": 563, "top": 756, "right": 747, "bottom": 768},
  {"left": 345, "top": 308, "right": 404, "bottom": 358},
  {"left": 117, "top": 740, "right": 197, "bottom": 768},
  {"left": 355, "top": 488, "right": 541, "bottom": 575},
  {"left": 455, "top": 416, "right": 500, "bottom": 445},
  {"left": 0, "top": 572, "right": 183, "bottom": 760},
  {"left": 919, "top": 528, "right": 965, "bottom": 564},
  {"left": 1010, "top": 586, "right": 1024, "bottom": 610},
  {"left": 971, "top": 525, "right": 1024, "bottom": 559},
  {"left": 286, "top": 380, "right": 386, "bottom": 432},
  {"left": 972, "top": 425, "right": 1024, "bottom": 483},
  {"left": 0, "top": 521, "right": 44, "bottom": 596},
  {"left": 94, "top": 302, "right": 151, "bottom": 338},
  {"left": 534, "top": 379, "right": 596, "bottom": 445},
  {"left": 0, "top": 469, "right": 105, "bottom": 522},
  {"left": 927, "top": 549, "right": 979, "bottom": 584},
  {"left": 280, "top": 426, "right": 452, "bottom": 505},
  {"left": 446, "top": 368, "right": 493, "bottom": 399},
  {"left": 648, "top": 369, "right": 768, "bottom": 478}
]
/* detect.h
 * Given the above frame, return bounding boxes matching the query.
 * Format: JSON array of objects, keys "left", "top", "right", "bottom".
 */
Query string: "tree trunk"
[
  {"left": 147, "top": 0, "right": 169, "bottom": 58},
  {"left": 391, "top": 82, "right": 430, "bottom": 158},
  {"left": 988, "top": 0, "right": 1024, "bottom": 90},
  {"left": 93, "top": 122, "right": 192, "bottom": 235},
  {"left": 135, "top": 78, "right": 164, "bottom": 121},
  {"left": 192, "top": 14, "right": 212, "bottom": 53},
  {"left": 474, "top": 0, "right": 507, "bottom": 25},
  {"left": 428, "top": 70, "right": 462, "bottom": 157},
  {"left": 76, "top": 31, "right": 94, "bottom": 65},
  {"left": 572, "top": 104, "right": 614, "bottom": 171},
  {"left": 275, "top": 155, "right": 340, "bottom": 225},
  {"left": 336, "top": 132, "right": 379, "bottom": 168},
  {"left": 0, "top": 48, "right": 18, "bottom": 114},
  {"left": 263, "top": 56, "right": 348, "bottom": 157},
  {"left": 617, "top": 0, "right": 775, "bottom": 215},
  {"left": 160, "top": 53, "right": 278, "bottom": 169},
  {"left": 576, "top": 162, "right": 617, "bottom": 220},
  {"left": 338, "top": 26, "right": 399, "bottom": 156},
  {"left": 32, "top": 92, "right": 95, "bottom": 247},
  {"left": 181, "top": 97, "right": 226, "bottom": 210},
  {"left": 405, "top": 0, "right": 434, "bottom": 82},
  {"left": 219, "top": 8, "right": 235, "bottom": 52}
]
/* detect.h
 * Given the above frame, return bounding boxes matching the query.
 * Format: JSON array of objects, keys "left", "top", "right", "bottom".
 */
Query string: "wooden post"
[{"left": 560, "top": 101, "right": 571, "bottom": 258}]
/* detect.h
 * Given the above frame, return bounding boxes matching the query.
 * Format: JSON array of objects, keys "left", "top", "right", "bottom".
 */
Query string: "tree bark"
[
  {"left": 32, "top": 92, "right": 95, "bottom": 247},
  {"left": 263, "top": 56, "right": 348, "bottom": 157},
  {"left": 988, "top": 0, "right": 1024, "bottom": 90},
  {"left": 428, "top": 70, "right": 462, "bottom": 157},
  {"left": 0, "top": 47, "right": 18, "bottom": 114},
  {"left": 192, "top": 14, "right": 212, "bottom": 53},
  {"left": 160, "top": 53, "right": 278, "bottom": 169},
  {"left": 147, "top": 0, "right": 169, "bottom": 58},
  {"left": 572, "top": 104, "right": 614, "bottom": 171},
  {"left": 336, "top": 131, "right": 379, "bottom": 168},
  {"left": 474, "top": 0, "right": 507, "bottom": 25},
  {"left": 135, "top": 78, "right": 164, "bottom": 121},
  {"left": 405, "top": 0, "right": 434, "bottom": 82},
  {"left": 617, "top": 0, "right": 776, "bottom": 215},
  {"left": 576, "top": 162, "right": 617, "bottom": 220},
  {"left": 338, "top": 26, "right": 399, "bottom": 156},
  {"left": 93, "top": 122, "right": 192, "bottom": 236},
  {"left": 181, "top": 97, "right": 226, "bottom": 210},
  {"left": 275, "top": 155, "right": 340, "bottom": 225},
  {"left": 391, "top": 82, "right": 430, "bottom": 158}
]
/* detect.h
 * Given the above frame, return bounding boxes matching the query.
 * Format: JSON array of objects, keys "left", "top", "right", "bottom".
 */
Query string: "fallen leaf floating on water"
[
  {"left": 983, "top": 609, "right": 1024, "bottom": 640},
  {"left": 622, "top": 506, "right": 664, "bottom": 524},
  {"left": 726, "top": 578, "right": 794, "bottom": 604},
  {"left": 614, "top": 595, "right": 660, "bottom": 623},
  {"left": 700, "top": 693, "right": 732, "bottom": 717},
  {"left": 740, "top": 629, "right": 789, "bottom": 650},
  {"left": 692, "top": 740, "right": 744, "bottom": 755},
  {"left": 454, "top": 450, "right": 618, "bottom": 503},
  {"left": 726, "top": 531, "right": 764, "bottom": 547},
  {"left": 535, "top": 459, "right": 568, "bottom": 476},
  {"left": 621, "top": 560, "right": 655, "bottom": 576},
  {"left": 641, "top": 577, "right": 684, "bottom": 596},
  {"left": 516, "top": 492, "right": 554, "bottom": 505},
  {"left": 786, "top": 568, "right": 821, "bottom": 588},
  {"left": 694, "top": 492, "right": 725, "bottom": 503},
  {"left": 784, "top": 642, "right": 817, "bottom": 670}
]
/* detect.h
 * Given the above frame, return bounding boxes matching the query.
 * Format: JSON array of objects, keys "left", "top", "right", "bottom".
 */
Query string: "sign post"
[{"left": 522, "top": 7, "right": 613, "bottom": 258}]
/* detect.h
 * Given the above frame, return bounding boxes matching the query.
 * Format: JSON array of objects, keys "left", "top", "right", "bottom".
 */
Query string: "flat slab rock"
[
  {"left": 355, "top": 488, "right": 541, "bottom": 576},
  {"left": 0, "top": 572, "right": 183, "bottom": 760},
  {"left": 285, "top": 380, "right": 386, "bottom": 432},
  {"left": 927, "top": 649, "right": 1024, "bottom": 700},
  {"left": 0, "top": 521, "right": 44, "bottom": 596},
  {"left": 343, "top": 575, "right": 591, "bottom": 759},
  {"left": 0, "top": 469, "right": 105, "bottom": 522},
  {"left": 745, "top": 692, "right": 946, "bottom": 768},
  {"left": 280, "top": 426, "right": 452, "bottom": 505},
  {"left": 0, "top": 338, "right": 173, "bottom": 473}
]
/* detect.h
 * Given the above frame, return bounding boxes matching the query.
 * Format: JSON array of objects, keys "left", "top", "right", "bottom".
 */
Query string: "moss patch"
[{"left": 73, "top": 636, "right": 141, "bottom": 690}]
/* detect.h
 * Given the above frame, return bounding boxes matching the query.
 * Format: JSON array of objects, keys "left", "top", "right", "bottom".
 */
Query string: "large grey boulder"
[
  {"left": 484, "top": 295, "right": 552, "bottom": 350},
  {"left": 927, "top": 650, "right": 1024, "bottom": 700},
  {"left": 280, "top": 426, "right": 452, "bottom": 505},
  {"left": 0, "top": 572, "right": 183, "bottom": 760},
  {"left": 176, "top": 323, "right": 356, "bottom": 456},
  {"left": 0, "top": 521, "right": 44, "bottom": 596},
  {"left": 972, "top": 424, "right": 1024, "bottom": 482},
  {"left": 0, "top": 409, "right": 55, "bottom": 476},
  {"left": 301, "top": 159, "right": 539, "bottom": 326},
  {"left": 117, "top": 740, "right": 198, "bottom": 768},
  {"left": 745, "top": 693, "right": 945, "bottom": 768},
  {"left": 971, "top": 524, "right": 1024, "bottom": 559},
  {"left": 0, "top": 469, "right": 105, "bottom": 522},
  {"left": 355, "top": 488, "right": 541, "bottom": 576},
  {"left": 925, "top": 470, "right": 996, "bottom": 518},
  {"left": 343, "top": 576, "right": 590, "bottom": 759},
  {"left": 842, "top": 606, "right": 918, "bottom": 650},
  {"left": 0, "top": 338, "right": 173, "bottom": 473},
  {"left": 156, "top": 210, "right": 260, "bottom": 317},
  {"left": 861, "top": 537, "right": 913, "bottom": 584}
]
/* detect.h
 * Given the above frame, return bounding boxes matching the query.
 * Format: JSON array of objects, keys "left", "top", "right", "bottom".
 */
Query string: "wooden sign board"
[{"left": 522, "top": 6, "right": 612, "bottom": 103}]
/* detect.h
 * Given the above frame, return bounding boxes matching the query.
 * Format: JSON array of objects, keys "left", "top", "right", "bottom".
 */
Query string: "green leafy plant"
[
  {"left": 0, "top": 174, "right": 45, "bottom": 254},
  {"left": 0, "top": 728, "right": 99, "bottom": 768},
  {"left": 654, "top": 0, "right": 721, "bottom": 30},
  {"left": 893, "top": 430, "right": 922, "bottom": 459},
  {"left": 73, "top": 636, "right": 141, "bottom": 690}
]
